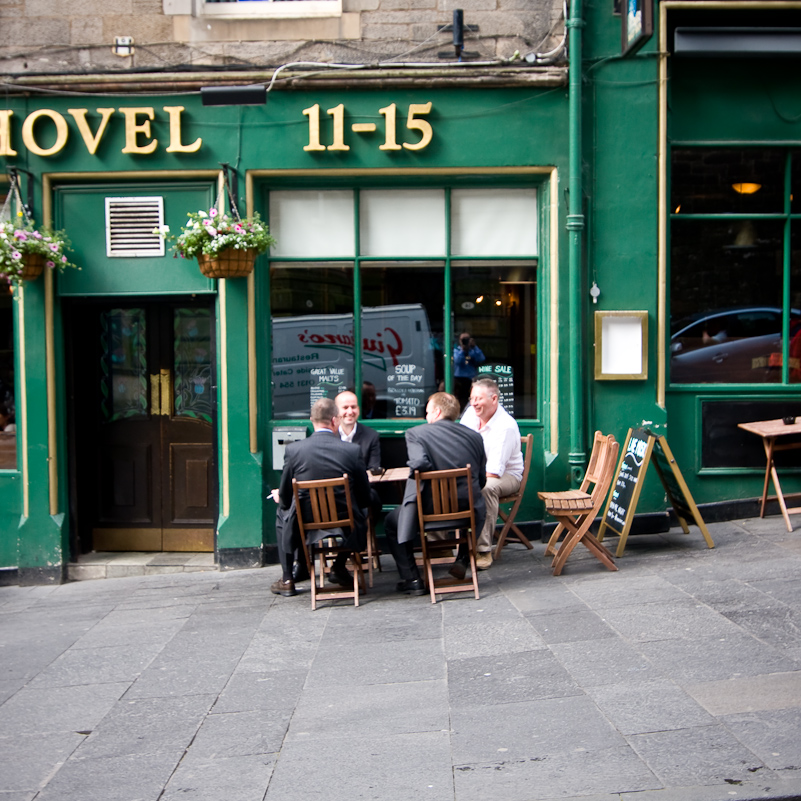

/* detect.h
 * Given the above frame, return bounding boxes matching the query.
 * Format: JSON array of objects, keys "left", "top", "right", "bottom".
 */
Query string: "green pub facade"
[{"left": 1, "top": 0, "right": 800, "bottom": 583}]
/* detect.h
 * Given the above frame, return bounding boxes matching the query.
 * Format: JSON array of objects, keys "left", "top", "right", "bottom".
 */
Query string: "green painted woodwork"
[{"left": 54, "top": 183, "right": 216, "bottom": 297}]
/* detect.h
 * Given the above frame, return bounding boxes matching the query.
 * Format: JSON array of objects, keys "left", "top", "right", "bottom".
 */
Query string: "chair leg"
[
  {"left": 581, "top": 533, "right": 618, "bottom": 572},
  {"left": 545, "top": 521, "right": 569, "bottom": 557},
  {"left": 551, "top": 520, "right": 585, "bottom": 576},
  {"left": 493, "top": 501, "right": 533, "bottom": 560}
]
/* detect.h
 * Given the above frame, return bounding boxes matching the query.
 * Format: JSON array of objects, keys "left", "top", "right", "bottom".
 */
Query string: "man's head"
[
  {"left": 335, "top": 391, "right": 360, "bottom": 432},
  {"left": 425, "top": 392, "right": 460, "bottom": 423},
  {"left": 469, "top": 378, "right": 499, "bottom": 424},
  {"left": 459, "top": 331, "right": 472, "bottom": 349},
  {"left": 310, "top": 397, "right": 339, "bottom": 431}
]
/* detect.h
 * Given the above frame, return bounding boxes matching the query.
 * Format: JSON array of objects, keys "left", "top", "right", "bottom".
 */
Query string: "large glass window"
[
  {"left": 268, "top": 185, "right": 539, "bottom": 419},
  {"left": 670, "top": 148, "right": 801, "bottom": 385}
]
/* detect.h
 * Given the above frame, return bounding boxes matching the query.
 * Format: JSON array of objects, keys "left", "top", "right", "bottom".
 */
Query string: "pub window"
[
  {"left": 267, "top": 185, "right": 539, "bottom": 420},
  {"left": 201, "top": 0, "right": 342, "bottom": 19},
  {"left": 670, "top": 148, "right": 801, "bottom": 385}
]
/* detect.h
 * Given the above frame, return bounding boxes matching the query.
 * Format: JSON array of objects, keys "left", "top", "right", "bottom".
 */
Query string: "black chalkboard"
[
  {"left": 602, "top": 427, "right": 651, "bottom": 539},
  {"left": 598, "top": 428, "right": 714, "bottom": 556}
]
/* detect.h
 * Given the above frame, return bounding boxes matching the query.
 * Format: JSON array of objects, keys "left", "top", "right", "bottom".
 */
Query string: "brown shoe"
[
  {"left": 271, "top": 578, "right": 297, "bottom": 597},
  {"left": 475, "top": 552, "right": 493, "bottom": 570},
  {"left": 448, "top": 559, "right": 467, "bottom": 580}
]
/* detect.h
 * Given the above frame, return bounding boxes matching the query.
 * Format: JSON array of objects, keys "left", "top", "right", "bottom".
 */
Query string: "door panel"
[{"left": 72, "top": 300, "right": 217, "bottom": 553}]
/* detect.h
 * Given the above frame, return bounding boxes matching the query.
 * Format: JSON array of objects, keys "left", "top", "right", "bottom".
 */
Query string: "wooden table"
[
  {"left": 738, "top": 417, "right": 801, "bottom": 532},
  {"left": 368, "top": 466, "right": 410, "bottom": 484}
]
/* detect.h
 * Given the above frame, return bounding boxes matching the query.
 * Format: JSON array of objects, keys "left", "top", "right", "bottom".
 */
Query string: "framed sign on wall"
[
  {"left": 621, "top": 0, "right": 653, "bottom": 55},
  {"left": 595, "top": 310, "right": 648, "bottom": 380}
]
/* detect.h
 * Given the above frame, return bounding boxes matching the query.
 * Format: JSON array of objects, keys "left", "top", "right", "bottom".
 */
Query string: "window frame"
[{"left": 202, "top": 0, "right": 343, "bottom": 20}]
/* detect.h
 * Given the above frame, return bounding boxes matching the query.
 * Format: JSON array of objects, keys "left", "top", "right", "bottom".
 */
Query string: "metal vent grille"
[{"left": 105, "top": 196, "right": 165, "bottom": 258}]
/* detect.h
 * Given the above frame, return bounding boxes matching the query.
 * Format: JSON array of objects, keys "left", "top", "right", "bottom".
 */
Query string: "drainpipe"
[{"left": 566, "top": 0, "right": 586, "bottom": 486}]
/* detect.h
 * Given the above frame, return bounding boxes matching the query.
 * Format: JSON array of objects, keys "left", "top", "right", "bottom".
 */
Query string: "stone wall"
[{"left": 0, "top": 0, "right": 565, "bottom": 75}]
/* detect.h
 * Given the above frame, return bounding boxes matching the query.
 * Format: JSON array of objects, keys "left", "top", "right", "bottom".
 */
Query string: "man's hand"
[{"left": 270, "top": 488, "right": 280, "bottom": 503}]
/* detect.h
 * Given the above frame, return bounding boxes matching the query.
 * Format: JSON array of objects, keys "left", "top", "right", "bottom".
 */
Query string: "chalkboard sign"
[
  {"left": 598, "top": 428, "right": 714, "bottom": 556},
  {"left": 478, "top": 363, "right": 515, "bottom": 414},
  {"left": 386, "top": 363, "right": 426, "bottom": 418},
  {"left": 309, "top": 366, "right": 346, "bottom": 405}
]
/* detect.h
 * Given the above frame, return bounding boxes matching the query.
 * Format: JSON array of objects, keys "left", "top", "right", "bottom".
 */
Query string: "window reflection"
[
  {"left": 361, "top": 262, "right": 444, "bottom": 420},
  {"left": 670, "top": 220, "right": 785, "bottom": 383},
  {"left": 271, "top": 263, "right": 355, "bottom": 419},
  {"left": 452, "top": 262, "right": 537, "bottom": 417}
]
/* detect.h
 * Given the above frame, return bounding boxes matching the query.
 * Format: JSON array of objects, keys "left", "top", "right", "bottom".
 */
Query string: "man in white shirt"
[{"left": 460, "top": 377, "right": 523, "bottom": 569}]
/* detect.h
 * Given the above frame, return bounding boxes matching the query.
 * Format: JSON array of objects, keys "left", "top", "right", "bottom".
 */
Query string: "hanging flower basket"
[
  {"left": 19, "top": 254, "right": 45, "bottom": 282},
  {"left": 196, "top": 247, "right": 258, "bottom": 279}
]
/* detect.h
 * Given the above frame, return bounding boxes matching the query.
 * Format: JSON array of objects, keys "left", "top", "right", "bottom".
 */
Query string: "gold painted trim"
[
  {"left": 246, "top": 172, "right": 258, "bottom": 455},
  {"left": 248, "top": 167, "right": 555, "bottom": 178},
  {"left": 549, "top": 167, "right": 559, "bottom": 454},
  {"left": 594, "top": 310, "right": 649, "bottom": 381},
  {"left": 17, "top": 284, "right": 29, "bottom": 517}
]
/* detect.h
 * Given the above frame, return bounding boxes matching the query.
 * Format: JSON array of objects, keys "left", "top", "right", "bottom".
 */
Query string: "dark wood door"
[{"left": 72, "top": 301, "right": 216, "bottom": 552}]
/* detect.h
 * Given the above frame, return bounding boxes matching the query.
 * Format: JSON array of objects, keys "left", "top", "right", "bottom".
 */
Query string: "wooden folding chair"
[
  {"left": 539, "top": 431, "right": 619, "bottom": 576},
  {"left": 493, "top": 433, "right": 535, "bottom": 560},
  {"left": 415, "top": 465, "right": 480, "bottom": 603},
  {"left": 292, "top": 475, "right": 366, "bottom": 610}
]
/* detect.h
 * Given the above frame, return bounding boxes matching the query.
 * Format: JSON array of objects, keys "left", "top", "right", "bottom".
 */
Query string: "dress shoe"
[
  {"left": 292, "top": 561, "right": 310, "bottom": 582},
  {"left": 448, "top": 558, "right": 467, "bottom": 580},
  {"left": 396, "top": 578, "right": 427, "bottom": 596},
  {"left": 475, "top": 552, "right": 493, "bottom": 570},
  {"left": 328, "top": 564, "right": 352, "bottom": 586},
  {"left": 270, "top": 578, "right": 297, "bottom": 597}
]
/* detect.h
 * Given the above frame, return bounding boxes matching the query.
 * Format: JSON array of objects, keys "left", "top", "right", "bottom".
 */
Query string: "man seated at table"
[
  {"left": 384, "top": 392, "right": 486, "bottom": 595},
  {"left": 460, "top": 377, "right": 524, "bottom": 570},
  {"left": 336, "top": 389, "right": 384, "bottom": 523},
  {"left": 270, "top": 397, "right": 371, "bottom": 597}
]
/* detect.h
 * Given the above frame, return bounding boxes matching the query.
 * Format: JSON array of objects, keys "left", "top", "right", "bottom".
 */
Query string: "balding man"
[
  {"left": 271, "top": 397, "right": 371, "bottom": 597},
  {"left": 460, "top": 378, "right": 523, "bottom": 570}
]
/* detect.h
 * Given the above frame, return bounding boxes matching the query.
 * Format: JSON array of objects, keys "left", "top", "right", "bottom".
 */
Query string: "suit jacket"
[
  {"left": 277, "top": 430, "right": 370, "bottom": 553},
  {"left": 395, "top": 420, "right": 487, "bottom": 544},
  {"left": 351, "top": 423, "right": 381, "bottom": 471}
]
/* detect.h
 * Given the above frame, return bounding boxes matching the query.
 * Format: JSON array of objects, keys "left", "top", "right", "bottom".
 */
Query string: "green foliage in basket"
[{"left": 0, "top": 214, "right": 77, "bottom": 283}]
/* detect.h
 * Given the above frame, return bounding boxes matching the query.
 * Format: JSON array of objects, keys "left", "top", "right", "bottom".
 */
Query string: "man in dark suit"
[
  {"left": 271, "top": 397, "right": 371, "bottom": 597},
  {"left": 384, "top": 392, "right": 487, "bottom": 595},
  {"left": 336, "top": 389, "right": 382, "bottom": 520}
]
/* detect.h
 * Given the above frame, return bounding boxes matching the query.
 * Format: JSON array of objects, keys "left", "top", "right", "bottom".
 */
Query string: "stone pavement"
[{"left": 2, "top": 516, "right": 801, "bottom": 801}]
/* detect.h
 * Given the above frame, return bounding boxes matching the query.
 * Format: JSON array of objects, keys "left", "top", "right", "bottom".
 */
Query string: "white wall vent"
[{"left": 105, "top": 196, "right": 165, "bottom": 258}]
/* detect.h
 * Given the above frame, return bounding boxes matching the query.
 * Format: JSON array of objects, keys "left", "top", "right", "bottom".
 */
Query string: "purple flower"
[
  {"left": 207, "top": 227, "right": 217, "bottom": 237},
  {"left": 14, "top": 231, "right": 27, "bottom": 241},
  {"left": 49, "top": 243, "right": 59, "bottom": 252},
  {"left": 46, "top": 260, "right": 55, "bottom": 269},
  {"left": 61, "top": 255, "right": 67, "bottom": 263},
  {"left": 32, "top": 231, "right": 43, "bottom": 240},
  {"left": 11, "top": 251, "right": 21, "bottom": 260},
  {"left": 209, "top": 208, "right": 218, "bottom": 218}
]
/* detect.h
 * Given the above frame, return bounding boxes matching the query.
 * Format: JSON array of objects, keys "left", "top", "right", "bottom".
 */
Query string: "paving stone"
[
  {"left": 265, "top": 731, "right": 454, "bottom": 801},
  {"left": 722, "top": 606, "right": 801, "bottom": 650},
  {"left": 35, "top": 751, "right": 184, "bottom": 801},
  {"left": 186, "top": 709, "right": 293, "bottom": 758},
  {"left": 502, "top": 580, "right": 589, "bottom": 616},
  {"left": 444, "top": 617, "right": 547, "bottom": 658},
  {"left": 567, "top": 573, "right": 692, "bottom": 607},
  {"left": 451, "top": 694, "right": 625, "bottom": 764},
  {"left": 73, "top": 694, "right": 215, "bottom": 759},
  {"left": 318, "top": 601, "right": 444, "bottom": 645},
  {"left": 453, "top": 744, "right": 660, "bottom": 800},
  {"left": 0, "top": 732, "right": 86, "bottom": 792},
  {"left": 289, "top": 679, "right": 449, "bottom": 739},
  {"left": 550, "top": 637, "right": 659, "bottom": 686},
  {"left": 212, "top": 669, "right": 308, "bottom": 714},
  {"left": 447, "top": 648, "right": 582, "bottom": 708},
  {"left": 161, "top": 752, "right": 276, "bottom": 801},
  {"left": 684, "top": 671, "right": 801, "bottom": 716},
  {"left": 305, "top": 638, "right": 445, "bottom": 688},
  {"left": 27, "top": 642, "right": 165, "bottom": 688},
  {"left": 524, "top": 608, "right": 618, "bottom": 644},
  {"left": 722, "top": 707, "right": 801, "bottom": 770},
  {"left": 637, "top": 633, "right": 799, "bottom": 683},
  {"left": 628, "top": 724, "right": 768, "bottom": 786},
  {"left": 585, "top": 679, "right": 715, "bottom": 735},
  {"left": 235, "top": 633, "right": 321, "bottom": 674},
  {"left": 0, "top": 682, "right": 128, "bottom": 736}
]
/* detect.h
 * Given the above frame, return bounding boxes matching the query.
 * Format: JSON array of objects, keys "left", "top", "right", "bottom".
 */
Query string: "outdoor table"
[
  {"left": 738, "top": 417, "right": 801, "bottom": 532},
  {"left": 368, "top": 466, "right": 410, "bottom": 484}
]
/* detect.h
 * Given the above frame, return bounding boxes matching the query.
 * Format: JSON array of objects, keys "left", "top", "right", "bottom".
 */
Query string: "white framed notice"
[{"left": 595, "top": 310, "right": 648, "bottom": 380}]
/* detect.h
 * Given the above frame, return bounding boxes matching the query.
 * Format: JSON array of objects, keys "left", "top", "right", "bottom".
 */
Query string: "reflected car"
[{"left": 670, "top": 307, "right": 801, "bottom": 384}]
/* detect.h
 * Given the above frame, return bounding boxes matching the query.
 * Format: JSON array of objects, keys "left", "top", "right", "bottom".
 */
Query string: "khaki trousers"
[{"left": 478, "top": 473, "right": 521, "bottom": 553}]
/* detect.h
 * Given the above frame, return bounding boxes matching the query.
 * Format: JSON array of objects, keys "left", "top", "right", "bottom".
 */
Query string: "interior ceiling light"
[
  {"left": 732, "top": 182, "right": 762, "bottom": 195},
  {"left": 475, "top": 295, "right": 484, "bottom": 303}
]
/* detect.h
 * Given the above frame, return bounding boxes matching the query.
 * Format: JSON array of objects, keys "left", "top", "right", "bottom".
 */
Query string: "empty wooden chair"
[
  {"left": 415, "top": 465, "right": 480, "bottom": 603},
  {"left": 493, "top": 433, "right": 535, "bottom": 560},
  {"left": 539, "top": 431, "right": 619, "bottom": 576},
  {"left": 292, "top": 475, "right": 367, "bottom": 610}
]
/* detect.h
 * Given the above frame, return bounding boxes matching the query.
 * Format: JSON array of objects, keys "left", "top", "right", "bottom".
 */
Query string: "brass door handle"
[{"left": 150, "top": 370, "right": 172, "bottom": 417}]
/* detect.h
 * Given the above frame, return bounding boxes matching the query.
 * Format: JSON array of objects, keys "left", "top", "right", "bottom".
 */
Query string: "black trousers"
[{"left": 383, "top": 506, "right": 421, "bottom": 581}]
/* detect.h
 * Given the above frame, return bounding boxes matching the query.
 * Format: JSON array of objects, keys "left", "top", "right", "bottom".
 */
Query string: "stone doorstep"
[{"left": 67, "top": 552, "right": 218, "bottom": 582}]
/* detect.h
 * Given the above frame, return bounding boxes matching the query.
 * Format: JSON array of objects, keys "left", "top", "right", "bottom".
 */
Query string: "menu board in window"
[
  {"left": 478, "top": 364, "right": 514, "bottom": 415},
  {"left": 387, "top": 364, "right": 426, "bottom": 418},
  {"left": 309, "top": 366, "right": 346, "bottom": 406}
]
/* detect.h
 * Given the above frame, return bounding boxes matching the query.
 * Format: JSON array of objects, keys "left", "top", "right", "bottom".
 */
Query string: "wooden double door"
[{"left": 69, "top": 300, "right": 217, "bottom": 552}]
